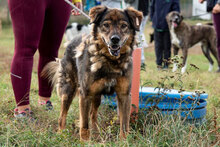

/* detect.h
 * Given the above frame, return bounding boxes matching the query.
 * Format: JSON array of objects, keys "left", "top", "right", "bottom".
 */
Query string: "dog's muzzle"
[
  {"left": 108, "top": 35, "right": 120, "bottom": 56},
  {"left": 171, "top": 17, "right": 180, "bottom": 28},
  {"left": 102, "top": 35, "right": 127, "bottom": 57}
]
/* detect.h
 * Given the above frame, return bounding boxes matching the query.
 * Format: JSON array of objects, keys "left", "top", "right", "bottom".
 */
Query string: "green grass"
[{"left": 0, "top": 21, "right": 219, "bottom": 146}]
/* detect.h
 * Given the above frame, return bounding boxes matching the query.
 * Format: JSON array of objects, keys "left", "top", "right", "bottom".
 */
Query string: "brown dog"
[
  {"left": 42, "top": 6, "right": 143, "bottom": 141},
  {"left": 166, "top": 11, "right": 220, "bottom": 73}
]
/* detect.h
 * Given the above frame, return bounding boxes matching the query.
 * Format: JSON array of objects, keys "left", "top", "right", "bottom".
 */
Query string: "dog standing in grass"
[
  {"left": 166, "top": 11, "right": 220, "bottom": 73},
  {"left": 42, "top": 6, "right": 143, "bottom": 141}
]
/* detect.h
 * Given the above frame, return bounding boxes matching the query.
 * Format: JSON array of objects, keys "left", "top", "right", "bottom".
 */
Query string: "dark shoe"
[
  {"left": 157, "top": 65, "right": 163, "bottom": 71},
  {"left": 141, "top": 63, "right": 146, "bottom": 71},
  {"left": 38, "top": 100, "right": 53, "bottom": 110}
]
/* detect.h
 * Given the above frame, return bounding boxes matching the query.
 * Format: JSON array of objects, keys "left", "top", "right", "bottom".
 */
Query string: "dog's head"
[
  {"left": 89, "top": 6, "right": 143, "bottom": 57},
  {"left": 166, "top": 11, "right": 183, "bottom": 29}
]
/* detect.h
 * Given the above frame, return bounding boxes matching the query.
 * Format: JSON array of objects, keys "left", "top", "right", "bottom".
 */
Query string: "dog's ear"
[
  {"left": 180, "top": 14, "right": 184, "bottom": 21},
  {"left": 124, "top": 7, "right": 143, "bottom": 31},
  {"left": 89, "top": 6, "right": 108, "bottom": 24}
]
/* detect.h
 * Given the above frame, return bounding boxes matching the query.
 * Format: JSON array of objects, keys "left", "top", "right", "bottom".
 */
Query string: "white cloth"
[{"left": 101, "top": 0, "right": 122, "bottom": 9}]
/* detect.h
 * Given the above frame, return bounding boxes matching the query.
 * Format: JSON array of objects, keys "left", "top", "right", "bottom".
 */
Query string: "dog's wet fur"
[
  {"left": 42, "top": 6, "right": 143, "bottom": 141},
  {"left": 166, "top": 11, "right": 220, "bottom": 73}
]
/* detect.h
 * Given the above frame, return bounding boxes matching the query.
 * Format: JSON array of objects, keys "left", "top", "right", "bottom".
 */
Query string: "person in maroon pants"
[
  {"left": 199, "top": 0, "right": 220, "bottom": 72},
  {"left": 8, "top": 0, "right": 82, "bottom": 119},
  {"left": 213, "top": 2, "right": 220, "bottom": 72}
]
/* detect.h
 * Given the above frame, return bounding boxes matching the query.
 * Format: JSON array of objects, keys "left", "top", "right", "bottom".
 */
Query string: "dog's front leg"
[
  {"left": 116, "top": 93, "right": 131, "bottom": 139},
  {"left": 79, "top": 94, "right": 92, "bottom": 141},
  {"left": 115, "top": 77, "right": 131, "bottom": 139},
  {"left": 90, "top": 95, "right": 101, "bottom": 131},
  {"left": 58, "top": 93, "right": 74, "bottom": 131},
  {"left": 172, "top": 45, "right": 179, "bottom": 72}
]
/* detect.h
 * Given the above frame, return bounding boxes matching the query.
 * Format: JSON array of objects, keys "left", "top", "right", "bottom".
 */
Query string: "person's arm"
[
  {"left": 171, "top": 0, "right": 180, "bottom": 12},
  {"left": 212, "top": 1, "right": 220, "bottom": 14},
  {"left": 72, "top": 0, "right": 83, "bottom": 15}
]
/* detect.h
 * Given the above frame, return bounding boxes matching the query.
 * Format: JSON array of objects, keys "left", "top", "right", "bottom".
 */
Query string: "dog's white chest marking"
[{"left": 170, "top": 26, "right": 180, "bottom": 47}]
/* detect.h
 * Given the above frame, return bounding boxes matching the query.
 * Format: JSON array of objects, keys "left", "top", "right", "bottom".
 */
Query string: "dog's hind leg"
[
  {"left": 201, "top": 42, "right": 214, "bottom": 71},
  {"left": 208, "top": 41, "right": 220, "bottom": 71},
  {"left": 79, "top": 94, "right": 92, "bottom": 141},
  {"left": 181, "top": 49, "right": 188, "bottom": 74},
  {"left": 58, "top": 84, "right": 77, "bottom": 131}
]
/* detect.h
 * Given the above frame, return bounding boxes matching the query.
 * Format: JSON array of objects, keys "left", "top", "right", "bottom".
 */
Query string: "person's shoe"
[
  {"left": 38, "top": 100, "right": 53, "bottom": 111},
  {"left": 157, "top": 65, "right": 163, "bottom": 71},
  {"left": 163, "top": 64, "right": 169, "bottom": 70},
  {"left": 141, "top": 63, "right": 146, "bottom": 71},
  {"left": 14, "top": 108, "right": 36, "bottom": 122}
]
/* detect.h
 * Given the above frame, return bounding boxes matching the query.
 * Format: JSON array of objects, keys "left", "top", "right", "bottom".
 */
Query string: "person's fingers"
[
  {"left": 71, "top": 2, "right": 83, "bottom": 16},
  {"left": 212, "top": 5, "right": 220, "bottom": 14}
]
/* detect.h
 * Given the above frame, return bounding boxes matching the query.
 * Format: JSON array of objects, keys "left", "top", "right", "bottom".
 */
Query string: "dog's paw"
[
  {"left": 80, "top": 128, "right": 90, "bottom": 141},
  {"left": 181, "top": 66, "right": 187, "bottom": 74},
  {"left": 119, "top": 132, "right": 128, "bottom": 140},
  {"left": 208, "top": 63, "right": 213, "bottom": 72},
  {"left": 172, "top": 63, "right": 178, "bottom": 72}
]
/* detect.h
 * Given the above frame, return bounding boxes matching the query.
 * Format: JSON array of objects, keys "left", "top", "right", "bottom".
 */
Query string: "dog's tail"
[{"left": 41, "top": 58, "right": 61, "bottom": 88}]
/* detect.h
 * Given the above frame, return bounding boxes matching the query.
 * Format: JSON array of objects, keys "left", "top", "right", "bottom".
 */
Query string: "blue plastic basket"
[{"left": 103, "top": 87, "right": 208, "bottom": 121}]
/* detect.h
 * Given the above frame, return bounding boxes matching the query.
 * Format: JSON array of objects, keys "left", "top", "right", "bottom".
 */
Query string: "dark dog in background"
[
  {"left": 42, "top": 6, "right": 143, "bottom": 141},
  {"left": 166, "top": 11, "right": 220, "bottom": 73}
]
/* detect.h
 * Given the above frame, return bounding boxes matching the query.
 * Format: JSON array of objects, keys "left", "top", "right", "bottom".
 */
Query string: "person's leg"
[
  {"left": 139, "top": 15, "right": 148, "bottom": 65},
  {"left": 213, "top": 13, "right": 220, "bottom": 71},
  {"left": 154, "top": 31, "right": 163, "bottom": 68},
  {"left": 8, "top": 0, "right": 46, "bottom": 111},
  {"left": 38, "top": 0, "right": 71, "bottom": 102},
  {"left": 140, "top": 15, "right": 149, "bottom": 48},
  {"left": 163, "top": 31, "right": 171, "bottom": 68}
]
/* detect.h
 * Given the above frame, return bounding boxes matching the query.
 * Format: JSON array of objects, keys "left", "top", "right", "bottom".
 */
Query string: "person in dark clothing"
[{"left": 150, "top": 0, "right": 180, "bottom": 69}]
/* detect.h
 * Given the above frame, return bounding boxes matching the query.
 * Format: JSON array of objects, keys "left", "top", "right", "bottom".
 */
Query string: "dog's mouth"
[
  {"left": 172, "top": 21, "right": 178, "bottom": 28},
  {"left": 102, "top": 37, "right": 128, "bottom": 57},
  {"left": 108, "top": 45, "right": 121, "bottom": 56}
]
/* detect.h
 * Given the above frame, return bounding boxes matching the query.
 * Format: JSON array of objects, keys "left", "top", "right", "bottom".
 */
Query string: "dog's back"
[
  {"left": 189, "top": 24, "right": 216, "bottom": 47},
  {"left": 42, "top": 35, "right": 83, "bottom": 97}
]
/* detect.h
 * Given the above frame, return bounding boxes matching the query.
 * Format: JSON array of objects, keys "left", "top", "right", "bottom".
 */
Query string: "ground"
[{"left": 0, "top": 19, "right": 219, "bottom": 146}]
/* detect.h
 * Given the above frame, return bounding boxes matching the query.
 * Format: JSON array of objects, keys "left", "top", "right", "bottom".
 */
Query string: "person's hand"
[
  {"left": 212, "top": 4, "right": 220, "bottom": 14},
  {"left": 71, "top": 2, "right": 83, "bottom": 16},
  {"left": 198, "top": 0, "right": 205, "bottom": 3}
]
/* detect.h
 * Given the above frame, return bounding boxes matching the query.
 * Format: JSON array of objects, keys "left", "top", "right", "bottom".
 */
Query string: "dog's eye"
[
  {"left": 103, "top": 23, "right": 110, "bottom": 28},
  {"left": 121, "top": 24, "right": 127, "bottom": 29}
]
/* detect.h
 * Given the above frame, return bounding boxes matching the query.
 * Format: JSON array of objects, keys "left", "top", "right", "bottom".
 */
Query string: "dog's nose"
[
  {"left": 174, "top": 16, "right": 179, "bottom": 21},
  {"left": 111, "top": 35, "right": 120, "bottom": 44}
]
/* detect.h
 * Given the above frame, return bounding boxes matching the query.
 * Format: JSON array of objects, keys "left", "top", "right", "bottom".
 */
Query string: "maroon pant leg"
[
  {"left": 8, "top": 0, "right": 71, "bottom": 106},
  {"left": 213, "top": 13, "right": 220, "bottom": 60},
  {"left": 38, "top": 0, "right": 71, "bottom": 97}
]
